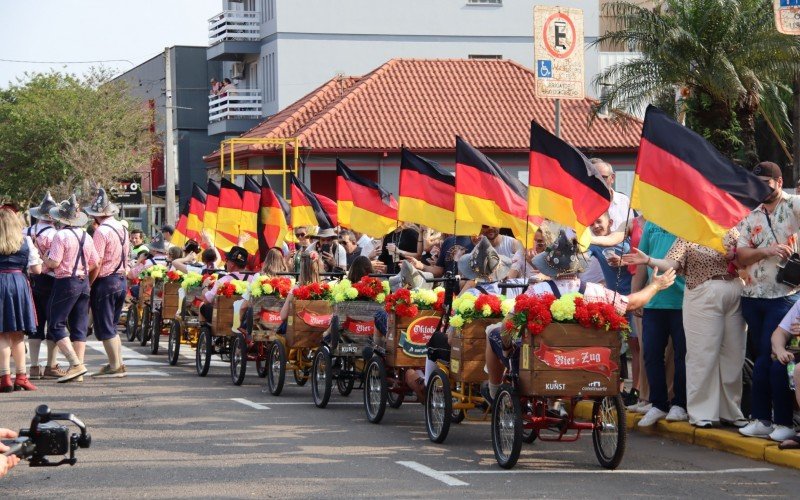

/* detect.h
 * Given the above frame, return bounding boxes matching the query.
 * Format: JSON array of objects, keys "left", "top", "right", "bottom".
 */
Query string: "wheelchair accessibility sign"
[
  {"left": 537, "top": 60, "right": 552, "bottom": 78},
  {"left": 533, "top": 6, "right": 584, "bottom": 99}
]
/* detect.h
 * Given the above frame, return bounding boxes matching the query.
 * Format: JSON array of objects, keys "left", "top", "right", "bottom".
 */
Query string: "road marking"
[
  {"left": 251, "top": 401, "right": 362, "bottom": 406},
  {"left": 126, "top": 370, "right": 170, "bottom": 377},
  {"left": 180, "top": 346, "right": 228, "bottom": 367},
  {"left": 86, "top": 340, "right": 146, "bottom": 359},
  {"left": 231, "top": 398, "right": 270, "bottom": 410},
  {"left": 397, "top": 461, "right": 469, "bottom": 487},
  {"left": 437, "top": 467, "right": 775, "bottom": 475}
]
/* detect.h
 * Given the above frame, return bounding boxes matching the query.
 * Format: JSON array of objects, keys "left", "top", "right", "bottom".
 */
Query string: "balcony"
[
  {"left": 207, "top": 10, "right": 261, "bottom": 61},
  {"left": 208, "top": 88, "right": 263, "bottom": 136}
]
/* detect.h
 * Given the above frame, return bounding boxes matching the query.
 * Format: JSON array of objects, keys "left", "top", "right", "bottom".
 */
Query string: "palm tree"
[{"left": 593, "top": 0, "right": 800, "bottom": 166}]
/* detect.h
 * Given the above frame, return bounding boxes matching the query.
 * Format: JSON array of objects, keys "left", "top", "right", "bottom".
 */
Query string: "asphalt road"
[{"left": 3, "top": 338, "right": 799, "bottom": 499}]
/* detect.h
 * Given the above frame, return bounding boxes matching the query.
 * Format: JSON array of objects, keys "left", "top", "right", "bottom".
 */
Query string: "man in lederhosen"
[
  {"left": 25, "top": 192, "right": 63, "bottom": 379},
  {"left": 84, "top": 188, "right": 129, "bottom": 378},
  {"left": 44, "top": 195, "right": 99, "bottom": 383}
]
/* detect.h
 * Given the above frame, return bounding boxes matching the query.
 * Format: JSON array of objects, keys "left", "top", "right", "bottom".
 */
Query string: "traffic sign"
[
  {"left": 533, "top": 6, "right": 585, "bottom": 99},
  {"left": 774, "top": 0, "right": 800, "bottom": 34}
]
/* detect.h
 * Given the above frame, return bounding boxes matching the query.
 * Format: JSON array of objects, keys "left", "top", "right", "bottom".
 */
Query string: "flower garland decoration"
[
  {"left": 507, "top": 292, "right": 630, "bottom": 338},
  {"left": 249, "top": 275, "right": 294, "bottom": 298},
  {"left": 293, "top": 281, "right": 332, "bottom": 301},
  {"left": 216, "top": 279, "right": 248, "bottom": 298},
  {"left": 166, "top": 269, "right": 184, "bottom": 283},
  {"left": 181, "top": 272, "right": 203, "bottom": 290},
  {"left": 330, "top": 277, "right": 390, "bottom": 303},
  {"left": 573, "top": 297, "right": 629, "bottom": 333},
  {"left": 202, "top": 273, "right": 219, "bottom": 289},
  {"left": 383, "top": 287, "right": 447, "bottom": 318},
  {"left": 449, "top": 292, "right": 507, "bottom": 328},
  {"left": 507, "top": 293, "right": 556, "bottom": 337},
  {"left": 139, "top": 264, "right": 167, "bottom": 281}
]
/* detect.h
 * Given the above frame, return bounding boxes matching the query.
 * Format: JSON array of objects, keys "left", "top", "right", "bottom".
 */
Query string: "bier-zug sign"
[
  {"left": 533, "top": 5, "right": 585, "bottom": 100},
  {"left": 775, "top": 0, "right": 800, "bottom": 35}
]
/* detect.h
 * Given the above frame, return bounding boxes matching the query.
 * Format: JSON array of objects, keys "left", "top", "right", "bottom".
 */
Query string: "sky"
[{"left": 0, "top": 0, "right": 221, "bottom": 87}]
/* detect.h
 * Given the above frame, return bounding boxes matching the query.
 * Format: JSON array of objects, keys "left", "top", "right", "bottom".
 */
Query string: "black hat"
[
  {"left": 28, "top": 191, "right": 58, "bottom": 221},
  {"left": 752, "top": 161, "right": 782, "bottom": 180},
  {"left": 183, "top": 239, "right": 201, "bottom": 254},
  {"left": 226, "top": 245, "right": 248, "bottom": 268}
]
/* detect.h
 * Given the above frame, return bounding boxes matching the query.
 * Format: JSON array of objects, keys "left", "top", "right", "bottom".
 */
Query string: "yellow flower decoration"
[{"left": 450, "top": 315, "right": 465, "bottom": 328}]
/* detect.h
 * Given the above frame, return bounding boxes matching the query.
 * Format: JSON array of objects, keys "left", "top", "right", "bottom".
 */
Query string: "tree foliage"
[
  {"left": 593, "top": 0, "right": 800, "bottom": 166},
  {"left": 0, "top": 67, "right": 156, "bottom": 207}
]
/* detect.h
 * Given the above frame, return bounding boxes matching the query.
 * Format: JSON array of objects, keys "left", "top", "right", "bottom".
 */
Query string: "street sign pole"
[{"left": 554, "top": 98, "right": 561, "bottom": 138}]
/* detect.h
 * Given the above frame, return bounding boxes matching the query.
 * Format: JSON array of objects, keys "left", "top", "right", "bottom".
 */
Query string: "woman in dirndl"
[{"left": 0, "top": 207, "right": 40, "bottom": 392}]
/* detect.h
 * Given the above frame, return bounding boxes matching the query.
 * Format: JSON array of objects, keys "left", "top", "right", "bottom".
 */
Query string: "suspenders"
[
  {"left": 100, "top": 223, "right": 127, "bottom": 274},
  {"left": 65, "top": 229, "right": 87, "bottom": 278},
  {"left": 544, "top": 279, "right": 587, "bottom": 299}
]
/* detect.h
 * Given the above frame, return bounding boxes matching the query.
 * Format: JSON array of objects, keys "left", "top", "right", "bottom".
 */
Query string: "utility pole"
[
  {"left": 164, "top": 47, "right": 177, "bottom": 226},
  {"left": 794, "top": 74, "right": 800, "bottom": 186}
]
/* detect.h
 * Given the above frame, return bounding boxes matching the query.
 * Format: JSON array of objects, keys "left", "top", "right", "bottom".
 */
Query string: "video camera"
[{"left": 1, "top": 405, "right": 90, "bottom": 467}]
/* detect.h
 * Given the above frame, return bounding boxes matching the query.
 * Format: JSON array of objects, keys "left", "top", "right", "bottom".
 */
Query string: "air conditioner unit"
[{"left": 230, "top": 62, "right": 244, "bottom": 80}]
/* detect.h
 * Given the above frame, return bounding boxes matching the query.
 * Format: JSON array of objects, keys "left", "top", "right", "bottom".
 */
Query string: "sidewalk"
[{"left": 574, "top": 401, "right": 800, "bottom": 470}]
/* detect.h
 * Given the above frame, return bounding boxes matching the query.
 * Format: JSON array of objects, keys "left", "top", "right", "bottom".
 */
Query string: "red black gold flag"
[
  {"left": 259, "top": 174, "right": 289, "bottom": 261},
  {"left": 528, "top": 120, "right": 611, "bottom": 248},
  {"left": 202, "top": 179, "right": 220, "bottom": 248},
  {"left": 336, "top": 159, "right": 397, "bottom": 238},
  {"left": 172, "top": 204, "right": 189, "bottom": 248},
  {"left": 238, "top": 176, "right": 261, "bottom": 257},
  {"left": 632, "top": 105, "right": 771, "bottom": 252},
  {"left": 216, "top": 178, "right": 242, "bottom": 252},
  {"left": 290, "top": 174, "right": 335, "bottom": 230},
  {"left": 454, "top": 136, "right": 537, "bottom": 246},
  {"left": 186, "top": 183, "right": 206, "bottom": 242}
]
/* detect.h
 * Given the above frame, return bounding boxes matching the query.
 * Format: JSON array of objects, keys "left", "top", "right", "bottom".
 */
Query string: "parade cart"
[
  {"left": 265, "top": 294, "right": 331, "bottom": 396},
  {"left": 311, "top": 300, "right": 379, "bottom": 408},
  {"left": 195, "top": 276, "right": 250, "bottom": 377},
  {"left": 123, "top": 278, "right": 140, "bottom": 342},
  {"left": 489, "top": 283, "right": 626, "bottom": 470},
  {"left": 166, "top": 279, "right": 205, "bottom": 366},
  {"left": 148, "top": 279, "right": 182, "bottom": 355},
  {"left": 134, "top": 276, "right": 156, "bottom": 346}
]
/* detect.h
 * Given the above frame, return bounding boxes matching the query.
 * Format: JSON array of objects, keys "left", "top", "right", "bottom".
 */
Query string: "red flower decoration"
[
  {"left": 216, "top": 282, "right": 237, "bottom": 298},
  {"left": 293, "top": 282, "right": 331, "bottom": 300},
  {"left": 352, "top": 276, "right": 383, "bottom": 300}
]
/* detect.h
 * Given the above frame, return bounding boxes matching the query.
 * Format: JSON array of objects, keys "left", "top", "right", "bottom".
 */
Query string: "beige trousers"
[{"left": 683, "top": 279, "right": 746, "bottom": 423}]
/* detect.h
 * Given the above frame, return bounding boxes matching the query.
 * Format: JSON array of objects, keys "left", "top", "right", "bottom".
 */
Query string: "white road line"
[
  {"left": 116, "top": 359, "right": 164, "bottom": 367},
  {"left": 231, "top": 398, "right": 271, "bottom": 410},
  {"left": 397, "top": 461, "right": 469, "bottom": 487},
  {"left": 86, "top": 340, "right": 146, "bottom": 359},
  {"left": 437, "top": 467, "right": 775, "bottom": 475},
  {"left": 126, "top": 370, "right": 170, "bottom": 377},
  {"left": 179, "top": 346, "right": 228, "bottom": 367},
  {"left": 251, "top": 401, "right": 362, "bottom": 406}
]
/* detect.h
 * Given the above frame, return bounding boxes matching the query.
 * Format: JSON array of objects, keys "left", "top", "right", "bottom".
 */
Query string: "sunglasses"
[{"left": 295, "top": 232, "right": 307, "bottom": 238}]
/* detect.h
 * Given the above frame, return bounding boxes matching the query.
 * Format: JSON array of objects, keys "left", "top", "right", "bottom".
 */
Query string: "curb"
[{"left": 573, "top": 401, "right": 800, "bottom": 470}]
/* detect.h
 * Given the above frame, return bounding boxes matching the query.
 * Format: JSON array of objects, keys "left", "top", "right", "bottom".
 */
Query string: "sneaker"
[
  {"left": 739, "top": 420, "right": 774, "bottom": 438},
  {"left": 43, "top": 365, "right": 67, "bottom": 379},
  {"left": 638, "top": 407, "right": 667, "bottom": 427},
  {"left": 665, "top": 406, "right": 689, "bottom": 422},
  {"left": 626, "top": 400, "right": 647, "bottom": 412},
  {"left": 92, "top": 364, "right": 128, "bottom": 378},
  {"left": 635, "top": 403, "right": 652, "bottom": 414},
  {"left": 769, "top": 425, "right": 797, "bottom": 442},
  {"left": 28, "top": 366, "right": 44, "bottom": 380},
  {"left": 57, "top": 364, "right": 88, "bottom": 383},
  {"left": 720, "top": 418, "right": 749, "bottom": 428},
  {"left": 693, "top": 420, "right": 714, "bottom": 428}
]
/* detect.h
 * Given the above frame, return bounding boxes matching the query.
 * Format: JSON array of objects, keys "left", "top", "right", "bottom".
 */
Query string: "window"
[
  {"left": 262, "top": 52, "right": 276, "bottom": 102},
  {"left": 466, "top": 0, "right": 502, "bottom": 5},
  {"left": 468, "top": 54, "right": 502, "bottom": 60},
  {"left": 260, "top": 0, "right": 274, "bottom": 22}
]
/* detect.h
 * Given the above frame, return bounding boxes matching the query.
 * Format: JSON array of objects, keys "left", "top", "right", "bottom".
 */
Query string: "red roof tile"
[{"left": 205, "top": 58, "right": 641, "bottom": 162}]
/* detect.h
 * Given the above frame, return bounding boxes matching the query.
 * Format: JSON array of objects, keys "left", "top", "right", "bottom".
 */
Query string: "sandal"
[{"left": 778, "top": 434, "right": 800, "bottom": 450}]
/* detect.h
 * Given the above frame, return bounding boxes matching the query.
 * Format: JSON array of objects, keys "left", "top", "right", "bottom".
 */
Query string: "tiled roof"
[{"left": 205, "top": 58, "right": 641, "bottom": 162}]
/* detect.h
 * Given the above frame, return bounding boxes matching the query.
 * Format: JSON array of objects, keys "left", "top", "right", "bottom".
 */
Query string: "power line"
[{"left": 0, "top": 58, "right": 135, "bottom": 66}]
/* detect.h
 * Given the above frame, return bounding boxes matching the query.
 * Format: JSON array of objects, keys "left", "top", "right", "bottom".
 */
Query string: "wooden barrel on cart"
[
  {"left": 518, "top": 323, "right": 621, "bottom": 397},
  {"left": 251, "top": 296, "right": 284, "bottom": 342},
  {"left": 449, "top": 318, "right": 494, "bottom": 383},
  {"left": 333, "top": 301, "right": 382, "bottom": 354},
  {"left": 287, "top": 298, "right": 332, "bottom": 348},
  {"left": 162, "top": 282, "right": 181, "bottom": 319},
  {"left": 211, "top": 295, "right": 240, "bottom": 336},
  {"left": 140, "top": 277, "right": 155, "bottom": 302},
  {"left": 381, "top": 311, "right": 441, "bottom": 368}
]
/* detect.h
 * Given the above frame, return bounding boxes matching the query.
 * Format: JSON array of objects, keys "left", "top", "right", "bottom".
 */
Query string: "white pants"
[{"left": 683, "top": 279, "right": 746, "bottom": 423}]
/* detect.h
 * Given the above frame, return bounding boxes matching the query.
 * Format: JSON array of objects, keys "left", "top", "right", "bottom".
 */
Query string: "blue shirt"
[
  {"left": 638, "top": 222, "right": 685, "bottom": 309},
  {"left": 588, "top": 241, "right": 632, "bottom": 295}
]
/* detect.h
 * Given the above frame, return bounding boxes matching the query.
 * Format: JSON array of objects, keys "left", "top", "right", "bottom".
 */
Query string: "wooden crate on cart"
[
  {"left": 287, "top": 298, "right": 332, "bottom": 348},
  {"left": 162, "top": 282, "right": 181, "bottom": 319},
  {"left": 450, "top": 318, "right": 495, "bottom": 383},
  {"left": 139, "top": 277, "right": 155, "bottom": 302},
  {"left": 334, "top": 301, "right": 382, "bottom": 355},
  {"left": 211, "top": 295, "right": 239, "bottom": 337},
  {"left": 382, "top": 311, "right": 441, "bottom": 368},
  {"left": 518, "top": 323, "right": 621, "bottom": 397},
  {"left": 251, "top": 295, "right": 284, "bottom": 342}
]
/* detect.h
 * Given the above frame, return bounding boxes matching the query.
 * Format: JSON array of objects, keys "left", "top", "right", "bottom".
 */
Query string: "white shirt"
[
  {"left": 358, "top": 234, "right": 375, "bottom": 258},
  {"left": 494, "top": 234, "right": 520, "bottom": 259},
  {"left": 608, "top": 190, "right": 635, "bottom": 232},
  {"left": 24, "top": 236, "right": 42, "bottom": 267}
]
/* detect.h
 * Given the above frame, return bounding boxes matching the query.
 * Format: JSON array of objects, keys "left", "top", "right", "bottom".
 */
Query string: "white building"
[{"left": 206, "top": 0, "right": 604, "bottom": 137}]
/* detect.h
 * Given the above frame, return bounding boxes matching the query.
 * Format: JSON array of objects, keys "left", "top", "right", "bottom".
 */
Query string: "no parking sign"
[{"left": 533, "top": 6, "right": 585, "bottom": 99}]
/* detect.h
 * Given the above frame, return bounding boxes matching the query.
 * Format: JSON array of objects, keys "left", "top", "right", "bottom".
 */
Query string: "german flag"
[
  {"left": 216, "top": 178, "right": 242, "bottom": 252},
  {"left": 202, "top": 179, "right": 220, "bottom": 248},
  {"left": 238, "top": 176, "right": 260, "bottom": 257},
  {"left": 290, "top": 173, "right": 334, "bottom": 229},
  {"left": 455, "top": 136, "right": 537, "bottom": 247},
  {"left": 259, "top": 174, "right": 290, "bottom": 262},
  {"left": 632, "top": 105, "right": 772, "bottom": 253},
  {"left": 337, "top": 164, "right": 354, "bottom": 228},
  {"left": 529, "top": 120, "right": 611, "bottom": 248},
  {"left": 172, "top": 203, "right": 189, "bottom": 248},
  {"left": 317, "top": 193, "right": 338, "bottom": 228},
  {"left": 186, "top": 183, "right": 206, "bottom": 242},
  {"left": 336, "top": 160, "right": 397, "bottom": 238}
]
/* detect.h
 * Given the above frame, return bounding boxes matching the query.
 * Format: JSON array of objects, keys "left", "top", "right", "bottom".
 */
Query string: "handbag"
[{"left": 763, "top": 210, "right": 800, "bottom": 287}]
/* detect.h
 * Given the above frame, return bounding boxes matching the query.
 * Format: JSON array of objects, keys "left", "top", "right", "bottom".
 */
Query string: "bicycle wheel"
[
  {"left": 592, "top": 395, "right": 626, "bottom": 470},
  {"left": 363, "top": 357, "right": 388, "bottom": 424},
  {"left": 425, "top": 368, "right": 452, "bottom": 443},
  {"left": 312, "top": 348, "right": 333, "bottom": 408},
  {"left": 491, "top": 385, "right": 522, "bottom": 469},
  {"left": 266, "top": 341, "right": 286, "bottom": 396}
]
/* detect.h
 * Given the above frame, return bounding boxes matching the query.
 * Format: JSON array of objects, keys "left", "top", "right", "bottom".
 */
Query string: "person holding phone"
[{"left": 307, "top": 228, "right": 346, "bottom": 273}]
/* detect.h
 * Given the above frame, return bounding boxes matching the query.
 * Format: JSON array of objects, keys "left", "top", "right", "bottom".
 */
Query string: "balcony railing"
[
  {"left": 208, "top": 10, "right": 260, "bottom": 45},
  {"left": 209, "top": 89, "right": 262, "bottom": 123}
]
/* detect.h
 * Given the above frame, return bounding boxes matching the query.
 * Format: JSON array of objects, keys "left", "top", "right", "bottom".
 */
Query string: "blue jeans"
[
  {"left": 642, "top": 308, "right": 687, "bottom": 412},
  {"left": 741, "top": 295, "right": 797, "bottom": 426}
]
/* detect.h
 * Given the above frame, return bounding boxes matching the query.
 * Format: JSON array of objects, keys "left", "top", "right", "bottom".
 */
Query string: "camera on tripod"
[{"left": 2, "top": 405, "right": 90, "bottom": 467}]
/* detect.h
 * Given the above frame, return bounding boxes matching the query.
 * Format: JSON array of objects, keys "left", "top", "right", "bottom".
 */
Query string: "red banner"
[
  {"left": 534, "top": 343, "right": 618, "bottom": 378},
  {"left": 259, "top": 309, "right": 282, "bottom": 325},
  {"left": 298, "top": 310, "right": 332, "bottom": 328},
  {"left": 342, "top": 317, "right": 375, "bottom": 336}
]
